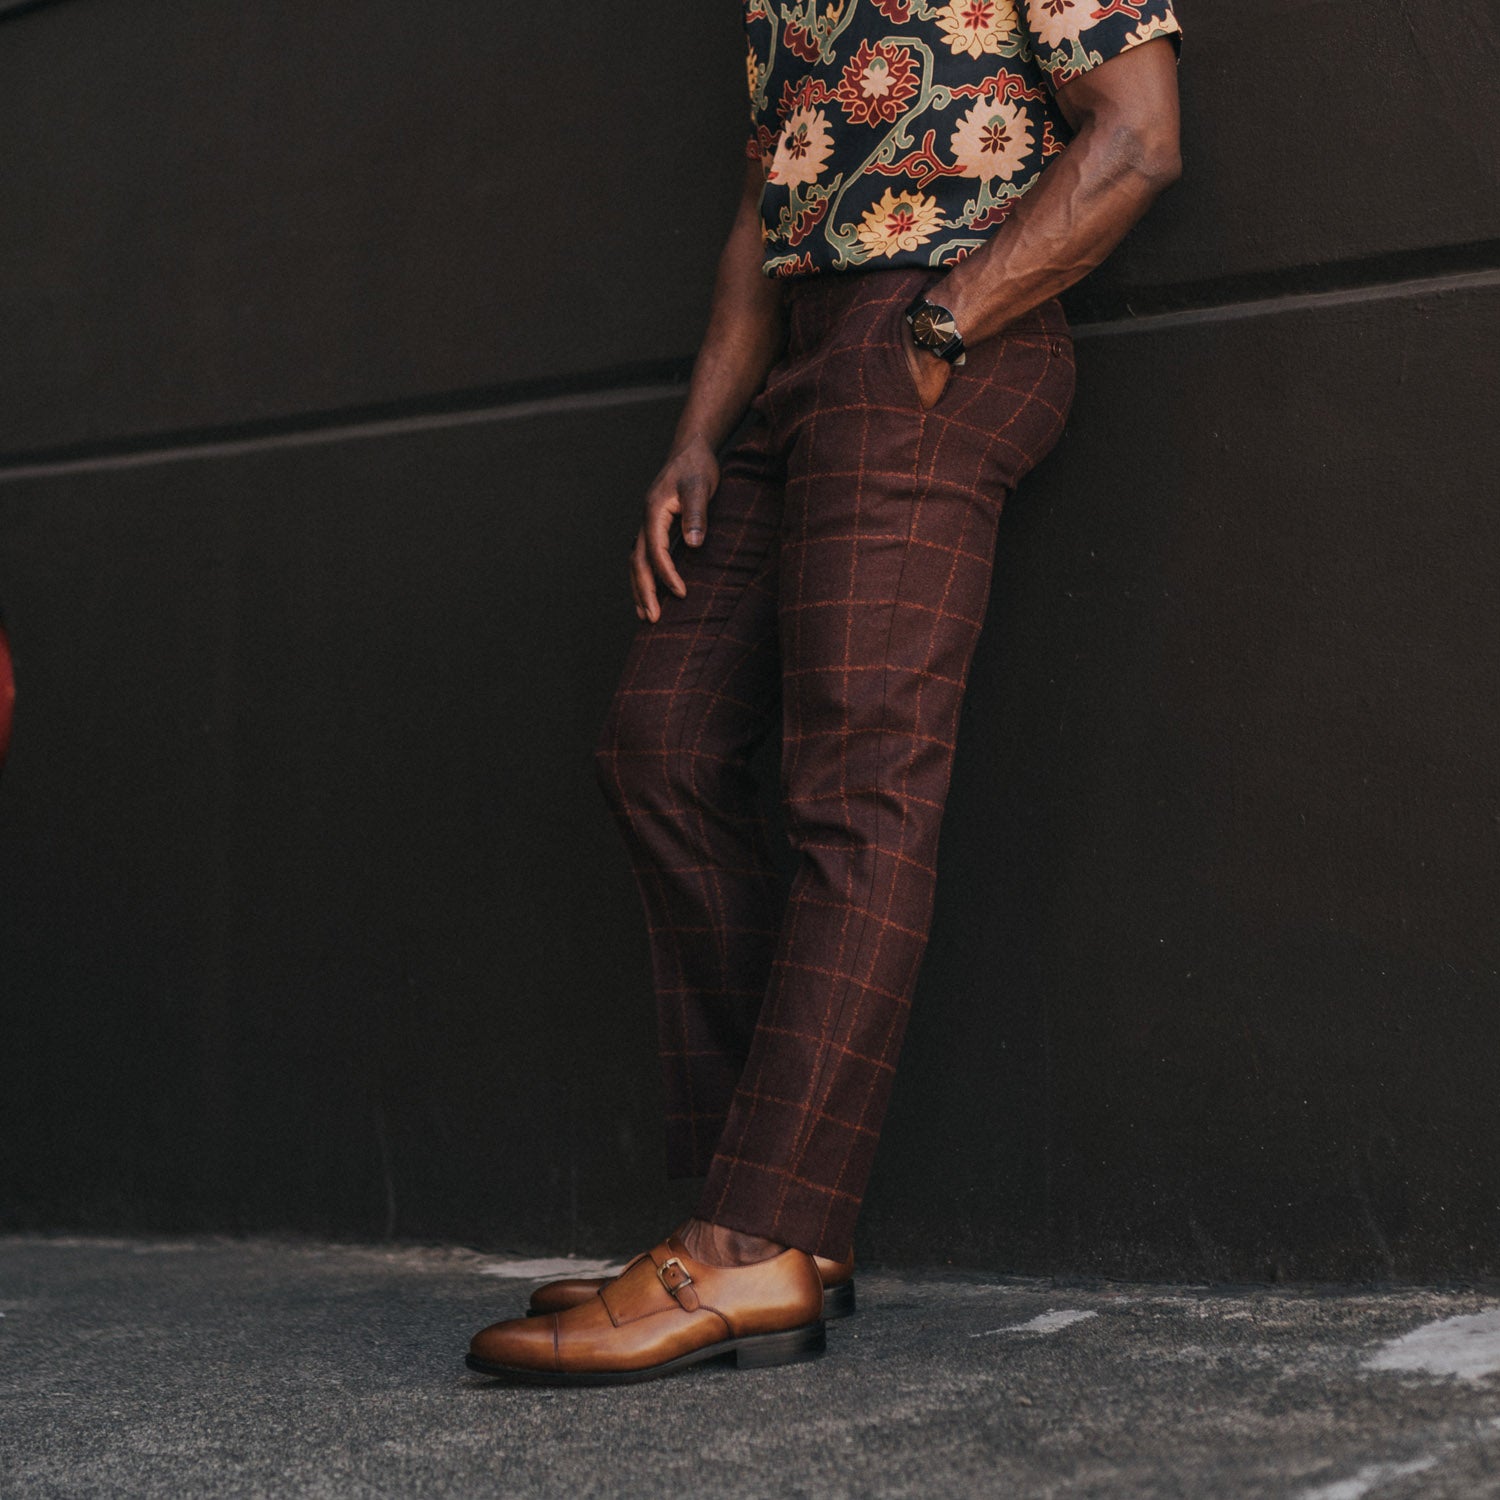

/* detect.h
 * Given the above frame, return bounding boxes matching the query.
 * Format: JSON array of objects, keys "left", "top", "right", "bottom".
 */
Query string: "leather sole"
[
  {"left": 525, "top": 1278, "right": 857, "bottom": 1321},
  {"left": 465, "top": 1320, "right": 827, "bottom": 1387}
]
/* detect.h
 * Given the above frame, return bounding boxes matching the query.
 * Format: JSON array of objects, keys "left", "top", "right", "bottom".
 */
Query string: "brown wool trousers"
[{"left": 593, "top": 266, "right": 1076, "bottom": 1260}]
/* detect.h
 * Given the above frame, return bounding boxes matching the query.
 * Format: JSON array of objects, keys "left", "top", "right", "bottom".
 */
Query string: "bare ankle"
[{"left": 679, "top": 1217, "right": 785, "bottom": 1267}]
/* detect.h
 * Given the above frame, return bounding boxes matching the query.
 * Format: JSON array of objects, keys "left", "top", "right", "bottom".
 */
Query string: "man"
[{"left": 468, "top": 0, "right": 1182, "bottom": 1386}]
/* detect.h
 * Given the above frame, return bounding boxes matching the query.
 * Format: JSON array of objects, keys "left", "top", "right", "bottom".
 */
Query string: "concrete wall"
[{"left": 1, "top": 0, "right": 1496, "bottom": 1279}]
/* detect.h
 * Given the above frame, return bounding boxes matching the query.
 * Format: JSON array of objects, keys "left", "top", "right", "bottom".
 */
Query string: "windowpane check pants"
[{"left": 593, "top": 266, "right": 1076, "bottom": 1259}]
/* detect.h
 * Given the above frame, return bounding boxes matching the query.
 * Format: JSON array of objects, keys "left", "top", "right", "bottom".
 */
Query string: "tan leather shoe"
[
  {"left": 527, "top": 1244, "right": 857, "bottom": 1320},
  {"left": 466, "top": 1234, "right": 825, "bottom": 1386}
]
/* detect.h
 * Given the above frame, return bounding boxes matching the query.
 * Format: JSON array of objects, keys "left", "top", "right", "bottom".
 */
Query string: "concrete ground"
[{"left": 2, "top": 1237, "right": 1499, "bottom": 1498}]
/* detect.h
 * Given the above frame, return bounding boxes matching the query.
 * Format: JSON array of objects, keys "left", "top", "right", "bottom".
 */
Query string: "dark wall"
[{"left": 1, "top": 0, "right": 1496, "bottom": 1279}]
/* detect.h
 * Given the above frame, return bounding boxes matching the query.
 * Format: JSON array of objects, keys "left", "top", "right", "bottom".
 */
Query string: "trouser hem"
[{"left": 695, "top": 1161, "right": 858, "bottom": 1262}]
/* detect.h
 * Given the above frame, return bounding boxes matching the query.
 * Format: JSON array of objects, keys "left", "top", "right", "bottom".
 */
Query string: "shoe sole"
[
  {"left": 525, "top": 1278, "right": 857, "bottom": 1322},
  {"left": 823, "top": 1279, "right": 856, "bottom": 1320},
  {"left": 465, "top": 1320, "right": 827, "bottom": 1387}
]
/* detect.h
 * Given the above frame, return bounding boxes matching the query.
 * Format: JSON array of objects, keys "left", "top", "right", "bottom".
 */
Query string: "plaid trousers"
[{"left": 594, "top": 266, "right": 1076, "bottom": 1259}]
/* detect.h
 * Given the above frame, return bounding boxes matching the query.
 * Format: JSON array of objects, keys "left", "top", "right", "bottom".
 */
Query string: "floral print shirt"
[{"left": 744, "top": 0, "right": 1182, "bottom": 278}]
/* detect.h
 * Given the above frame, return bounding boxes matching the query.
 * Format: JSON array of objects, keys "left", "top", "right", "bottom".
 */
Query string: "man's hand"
[
  {"left": 630, "top": 437, "right": 720, "bottom": 623},
  {"left": 899, "top": 322, "right": 953, "bottom": 411}
]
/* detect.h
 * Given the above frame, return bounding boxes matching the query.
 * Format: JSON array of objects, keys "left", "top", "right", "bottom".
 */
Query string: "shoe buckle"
[{"left": 656, "top": 1256, "right": 694, "bottom": 1301}]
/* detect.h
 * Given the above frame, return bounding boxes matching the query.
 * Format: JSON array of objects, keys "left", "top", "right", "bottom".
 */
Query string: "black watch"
[{"left": 904, "top": 293, "right": 967, "bottom": 365}]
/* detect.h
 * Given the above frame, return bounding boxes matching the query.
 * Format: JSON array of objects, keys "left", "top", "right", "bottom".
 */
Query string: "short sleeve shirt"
[{"left": 744, "top": 0, "right": 1182, "bottom": 279}]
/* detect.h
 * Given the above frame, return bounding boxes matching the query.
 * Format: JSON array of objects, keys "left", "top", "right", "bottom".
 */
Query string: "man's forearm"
[
  {"left": 938, "top": 51, "right": 1182, "bottom": 348},
  {"left": 669, "top": 161, "right": 786, "bottom": 457}
]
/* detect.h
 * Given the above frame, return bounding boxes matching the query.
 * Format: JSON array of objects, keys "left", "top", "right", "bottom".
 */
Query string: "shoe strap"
[
  {"left": 599, "top": 1241, "right": 701, "bottom": 1324},
  {"left": 650, "top": 1246, "right": 702, "bottom": 1313}
]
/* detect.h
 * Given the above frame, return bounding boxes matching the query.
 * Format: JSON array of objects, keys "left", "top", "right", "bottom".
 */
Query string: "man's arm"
[
  {"left": 631, "top": 157, "right": 785, "bottom": 623},
  {"left": 903, "top": 38, "right": 1182, "bottom": 405}
]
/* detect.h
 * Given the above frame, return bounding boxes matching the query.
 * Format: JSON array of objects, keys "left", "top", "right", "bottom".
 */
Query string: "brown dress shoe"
[
  {"left": 527, "top": 1245, "right": 857, "bottom": 1320},
  {"left": 467, "top": 1234, "right": 825, "bottom": 1386}
]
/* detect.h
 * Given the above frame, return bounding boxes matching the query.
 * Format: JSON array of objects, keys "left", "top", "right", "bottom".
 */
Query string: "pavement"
[{"left": 2, "top": 1236, "right": 1499, "bottom": 1498}]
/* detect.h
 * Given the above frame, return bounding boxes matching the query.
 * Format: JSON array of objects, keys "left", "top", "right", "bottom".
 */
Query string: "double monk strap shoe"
[
  {"left": 466, "top": 1234, "right": 826, "bottom": 1387},
  {"left": 527, "top": 1245, "right": 857, "bottom": 1320}
]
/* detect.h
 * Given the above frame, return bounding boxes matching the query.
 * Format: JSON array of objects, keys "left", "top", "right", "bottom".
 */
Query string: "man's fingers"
[
  {"left": 630, "top": 534, "right": 659, "bottom": 622},
  {"left": 647, "top": 501, "right": 687, "bottom": 600},
  {"left": 631, "top": 454, "right": 717, "bottom": 621},
  {"left": 679, "top": 474, "right": 711, "bottom": 547}
]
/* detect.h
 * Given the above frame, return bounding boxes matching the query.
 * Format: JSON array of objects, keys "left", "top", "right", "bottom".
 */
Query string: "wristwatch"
[{"left": 903, "top": 293, "right": 967, "bottom": 365}]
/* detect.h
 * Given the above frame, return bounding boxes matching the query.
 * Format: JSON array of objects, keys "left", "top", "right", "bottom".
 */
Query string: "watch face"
[
  {"left": 908, "top": 300, "right": 959, "bottom": 353},
  {"left": 911, "top": 309, "right": 941, "bottom": 345}
]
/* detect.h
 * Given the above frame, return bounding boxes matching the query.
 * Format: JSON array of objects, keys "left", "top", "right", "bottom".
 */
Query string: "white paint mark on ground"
[
  {"left": 1364, "top": 1309, "right": 1500, "bottom": 1381},
  {"left": 1297, "top": 1456, "right": 1438, "bottom": 1500},
  {"left": 971, "top": 1309, "right": 1099, "bottom": 1338},
  {"left": 475, "top": 1257, "right": 627, "bottom": 1280},
  {"left": 4, "top": 1236, "right": 206, "bottom": 1253}
]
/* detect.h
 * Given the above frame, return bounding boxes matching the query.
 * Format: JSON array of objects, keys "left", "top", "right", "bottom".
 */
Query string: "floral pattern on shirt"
[{"left": 744, "top": 0, "right": 1182, "bottom": 278}]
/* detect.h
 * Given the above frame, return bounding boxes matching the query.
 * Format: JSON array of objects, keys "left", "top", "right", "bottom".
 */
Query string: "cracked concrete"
[{"left": 2, "top": 1236, "right": 1499, "bottom": 1498}]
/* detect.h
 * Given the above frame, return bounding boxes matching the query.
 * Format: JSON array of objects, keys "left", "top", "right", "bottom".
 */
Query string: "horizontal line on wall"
[
  {"left": 2, "top": 262, "right": 1497, "bottom": 483},
  {"left": 1061, "top": 235, "right": 1500, "bottom": 323},
  {"left": 1070, "top": 264, "right": 1500, "bottom": 339},
  {"left": 0, "top": 0, "right": 70, "bottom": 19},
  {"left": 0, "top": 382, "right": 690, "bottom": 485}
]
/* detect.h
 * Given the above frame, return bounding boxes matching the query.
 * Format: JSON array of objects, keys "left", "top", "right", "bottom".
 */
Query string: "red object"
[{"left": 0, "top": 621, "right": 13, "bottom": 772}]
